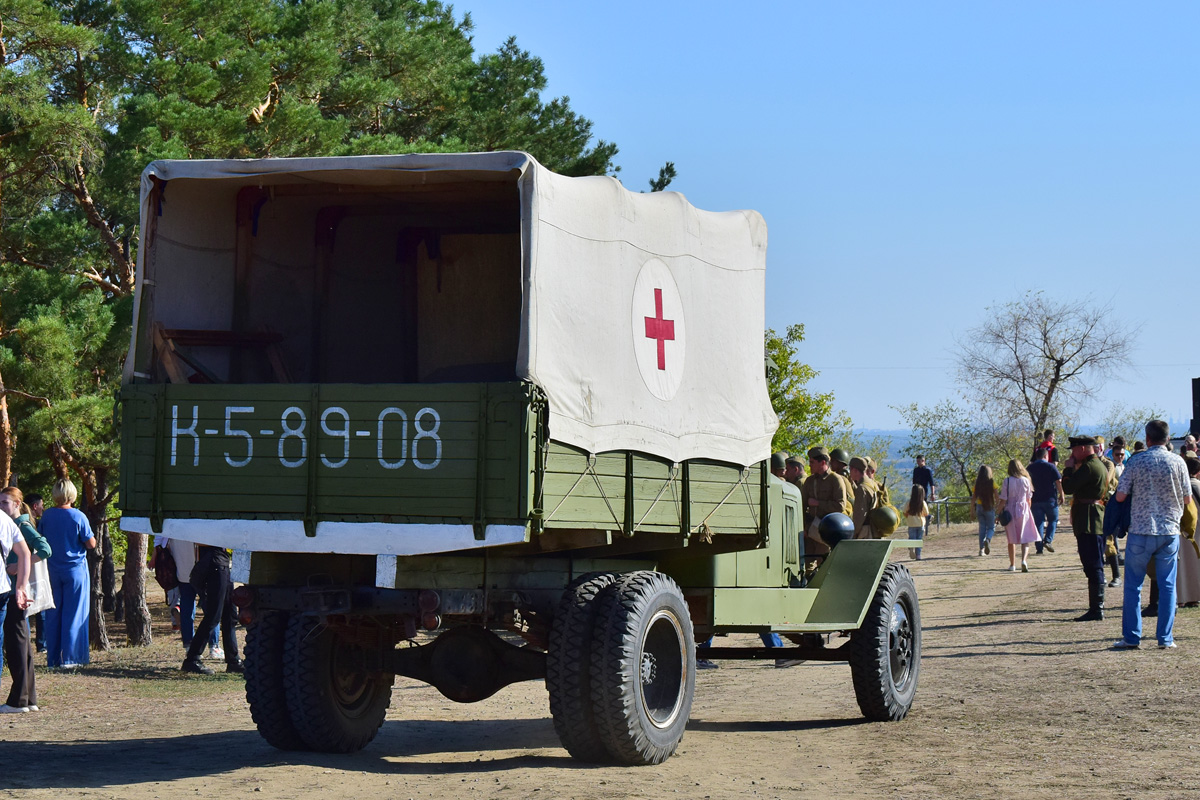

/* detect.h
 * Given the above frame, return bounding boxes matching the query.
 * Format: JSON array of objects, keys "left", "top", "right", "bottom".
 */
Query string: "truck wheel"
[
  {"left": 546, "top": 572, "right": 618, "bottom": 762},
  {"left": 244, "top": 610, "right": 308, "bottom": 751},
  {"left": 849, "top": 563, "right": 921, "bottom": 721},
  {"left": 590, "top": 571, "right": 695, "bottom": 765},
  {"left": 283, "top": 615, "right": 392, "bottom": 753}
]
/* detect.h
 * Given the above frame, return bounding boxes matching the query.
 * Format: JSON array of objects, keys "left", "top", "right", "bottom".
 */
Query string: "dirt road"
[{"left": 5, "top": 523, "right": 1198, "bottom": 799}]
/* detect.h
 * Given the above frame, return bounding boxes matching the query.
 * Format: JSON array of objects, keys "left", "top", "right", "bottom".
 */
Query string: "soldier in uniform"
[
  {"left": 829, "top": 448, "right": 857, "bottom": 512},
  {"left": 849, "top": 457, "right": 882, "bottom": 538},
  {"left": 784, "top": 456, "right": 806, "bottom": 488},
  {"left": 865, "top": 457, "right": 890, "bottom": 506},
  {"left": 770, "top": 452, "right": 788, "bottom": 480},
  {"left": 1094, "top": 436, "right": 1122, "bottom": 586},
  {"left": 1061, "top": 435, "right": 1110, "bottom": 621},
  {"left": 802, "top": 447, "right": 852, "bottom": 565}
]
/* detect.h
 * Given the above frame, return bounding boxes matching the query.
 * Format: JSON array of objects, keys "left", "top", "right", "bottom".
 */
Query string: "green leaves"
[
  {"left": 1, "top": 0, "right": 622, "bottom": 496},
  {"left": 766, "top": 324, "right": 851, "bottom": 454}
]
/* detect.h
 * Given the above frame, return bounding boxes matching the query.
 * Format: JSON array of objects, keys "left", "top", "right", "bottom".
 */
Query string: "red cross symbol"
[{"left": 643, "top": 287, "right": 675, "bottom": 371}]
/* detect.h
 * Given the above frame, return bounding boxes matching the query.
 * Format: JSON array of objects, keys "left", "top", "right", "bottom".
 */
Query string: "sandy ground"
[{"left": 5, "top": 522, "right": 1199, "bottom": 800}]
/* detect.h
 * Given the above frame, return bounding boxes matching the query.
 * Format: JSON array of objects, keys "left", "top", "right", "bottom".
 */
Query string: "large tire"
[
  {"left": 244, "top": 610, "right": 308, "bottom": 751},
  {"left": 546, "top": 572, "right": 618, "bottom": 762},
  {"left": 283, "top": 615, "right": 393, "bottom": 753},
  {"left": 589, "top": 571, "right": 695, "bottom": 765},
  {"left": 849, "top": 563, "right": 921, "bottom": 721}
]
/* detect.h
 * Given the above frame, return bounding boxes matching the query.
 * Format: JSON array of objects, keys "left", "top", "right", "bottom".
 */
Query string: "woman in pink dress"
[{"left": 998, "top": 459, "right": 1040, "bottom": 572}]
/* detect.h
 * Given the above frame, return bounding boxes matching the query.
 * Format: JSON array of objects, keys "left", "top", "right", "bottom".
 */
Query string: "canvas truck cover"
[{"left": 128, "top": 151, "right": 777, "bottom": 468}]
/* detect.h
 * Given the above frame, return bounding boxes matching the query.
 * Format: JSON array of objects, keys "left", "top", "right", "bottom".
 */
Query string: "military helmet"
[
  {"left": 817, "top": 512, "right": 856, "bottom": 548},
  {"left": 868, "top": 506, "right": 900, "bottom": 536},
  {"left": 829, "top": 448, "right": 851, "bottom": 465},
  {"left": 771, "top": 452, "right": 788, "bottom": 472}
]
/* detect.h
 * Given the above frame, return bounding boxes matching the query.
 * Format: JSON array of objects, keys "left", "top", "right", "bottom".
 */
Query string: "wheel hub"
[
  {"left": 889, "top": 601, "right": 914, "bottom": 689},
  {"left": 641, "top": 651, "right": 658, "bottom": 684},
  {"left": 639, "top": 610, "right": 687, "bottom": 730}
]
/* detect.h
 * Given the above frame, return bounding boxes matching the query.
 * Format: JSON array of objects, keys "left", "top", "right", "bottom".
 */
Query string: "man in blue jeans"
[
  {"left": 1112, "top": 420, "right": 1192, "bottom": 650},
  {"left": 1027, "top": 448, "right": 1064, "bottom": 554}
]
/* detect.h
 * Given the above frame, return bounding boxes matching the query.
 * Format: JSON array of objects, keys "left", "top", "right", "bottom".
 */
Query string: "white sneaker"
[
  {"left": 979, "top": 548, "right": 986, "bottom": 557},
  {"left": 0, "top": 704, "right": 30, "bottom": 713},
  {"left": 208, "top": 646, "right": 225, "bottom": 660}
]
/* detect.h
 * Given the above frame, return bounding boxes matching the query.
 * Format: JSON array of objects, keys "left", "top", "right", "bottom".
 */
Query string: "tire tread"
[
  {"left": 546, "top": 572, "right": 618, "bottom": 762},
  {"left": 244, "top": 610, "right": 308, "bottom": 751},
  {"left": 283, "top": 615, "right": 392, "bottom": 753},
  {"left": 848, "top": 563, "right": 921, "bottom": 721}
]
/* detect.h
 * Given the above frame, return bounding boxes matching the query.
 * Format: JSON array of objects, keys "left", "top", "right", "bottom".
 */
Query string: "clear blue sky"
[{"left": 467, "top": 1, "right": 1200, "bottom": 429}]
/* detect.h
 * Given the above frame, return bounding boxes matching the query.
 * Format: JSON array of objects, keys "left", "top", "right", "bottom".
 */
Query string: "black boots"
[
  {"left": 1075, "top": 578, "right": 1105, "bottom": 621},
  {"left": 182, "top": 657, "right": 213, "bottom": 675},
  {"left": 1144, "top": 580, "right": 1159, "bottom": 617}
]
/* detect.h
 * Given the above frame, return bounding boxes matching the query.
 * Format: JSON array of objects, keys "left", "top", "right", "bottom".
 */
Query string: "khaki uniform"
[
  {"left": 802, "top": 472, "right": 852, "bottom": 557},
  {"left": 1099, "top": 456, "right": 1118, "bottom": 497},
  {"left": 852, "top": 476, "right": 883, "bottom": 539}
]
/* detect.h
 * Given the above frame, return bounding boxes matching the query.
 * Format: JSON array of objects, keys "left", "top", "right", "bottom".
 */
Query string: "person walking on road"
[
  {"left": 973, "top": 466, "right": 998, "bottom": 556},
  {"left": 1027, "top": 448, "right": 1064, "bottom": 555},
  {"left": 913, "top": 456, "right": 936, "bottom": 537},
  {"left": 1112, "top": 420, "right": 1192, "bottom": 650},
  {"left": 999, "top": 460, "right": 1040, "bottom": 572}
]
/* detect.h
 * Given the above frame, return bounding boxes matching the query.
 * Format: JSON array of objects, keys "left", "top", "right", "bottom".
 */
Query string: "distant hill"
[{"left": 856, "top": 429, "right": 914, "bottom": 470}]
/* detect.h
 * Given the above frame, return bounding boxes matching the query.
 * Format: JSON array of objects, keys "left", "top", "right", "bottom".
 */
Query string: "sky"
[{"left": 466, "top": 1, "right": 1200, "bottom": 430}]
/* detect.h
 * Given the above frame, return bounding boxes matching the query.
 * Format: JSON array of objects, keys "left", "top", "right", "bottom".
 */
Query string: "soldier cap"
[
  {"left": 849, "top": 456, "right": 868, "bottom": 472},
  {"left": 785, "top": 456, "right": 805, "bottom": 468},
  {"left": 771, "top": 452, "right": 788, "bottom": 472},
  {"left": 864, "top": 456, "right": 877, "bottom": 471},
  {"left": 829, "top": 447, "right": 851, "bottom": 465},
  {"left": 1068, "top": 435, "right": 1097, "bottom": 448},
  {"left": 808, "top": 446, "right": 830, "bottom": 461}
]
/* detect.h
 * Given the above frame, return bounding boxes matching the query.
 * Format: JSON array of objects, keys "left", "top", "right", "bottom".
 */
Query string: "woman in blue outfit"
[{"left": 39, "top": 479, "right": 95, "bottom": 668}]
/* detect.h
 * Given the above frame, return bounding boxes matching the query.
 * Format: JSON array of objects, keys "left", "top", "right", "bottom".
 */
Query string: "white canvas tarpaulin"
[{"left": 132, "top": 151, "right": 777, "bottom": 467}]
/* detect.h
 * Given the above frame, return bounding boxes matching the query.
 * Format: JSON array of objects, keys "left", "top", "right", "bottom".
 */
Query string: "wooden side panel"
[
  {"left": 540, "top": 442, "right": 763, "bottom": 538},
  {"left": 119, "top": 381, "right": 535, "bottom": 525}
]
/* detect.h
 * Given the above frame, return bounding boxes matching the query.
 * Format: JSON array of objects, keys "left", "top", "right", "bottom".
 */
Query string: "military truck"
[{"left": 118, "top": 152, "right": 920, "bottom": 765}]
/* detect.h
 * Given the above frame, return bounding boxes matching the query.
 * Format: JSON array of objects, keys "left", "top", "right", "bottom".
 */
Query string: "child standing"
[{"left": 904, "top": 485, "right": 929, "bottom": 560}]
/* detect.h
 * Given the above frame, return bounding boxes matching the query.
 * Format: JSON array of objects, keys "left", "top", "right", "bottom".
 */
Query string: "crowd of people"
[
  {"left": 0, "top": 479, "right": 98, "bottom": 713},
  {"left": 0, "top": 474, "right": 244, "bottom": 712},
  {"left": 963, "top": 422, "right": 1198, "bottom": 648}
]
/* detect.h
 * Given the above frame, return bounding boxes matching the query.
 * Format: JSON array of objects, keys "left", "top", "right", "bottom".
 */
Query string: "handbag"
[
  {"left": 153, "top": 545, "right": 179, "bottom": 592},
  {"left": 997, "top": 477, "right": 1014, "bottom": 526},
  {"left": 26, "top": 558, "right": 55, "bottom": 616}
]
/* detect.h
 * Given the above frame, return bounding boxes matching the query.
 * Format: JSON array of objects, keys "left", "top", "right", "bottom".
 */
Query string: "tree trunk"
[
  {"left": 74, "top": 465, "right": 110, "bottom": 653},
  {"left": 88, "top": 546, "right": 110, "bottom": 652},
  {"left": 123, "top": 529, "right": 152, "bottom": 646},
  {"left": 100, "top": 525, "right": 116, "bottom": 612},
  {"left": 0, "top": 368, "right": 12, "bottom": 486}
]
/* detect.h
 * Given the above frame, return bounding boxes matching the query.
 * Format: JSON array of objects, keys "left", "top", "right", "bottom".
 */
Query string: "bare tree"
[
  {"left": 955, "top": 292, "right": 1138, "bottom": 445},
  {"left": 894, "top": 400, "right": 1026, "bottom": 498}
]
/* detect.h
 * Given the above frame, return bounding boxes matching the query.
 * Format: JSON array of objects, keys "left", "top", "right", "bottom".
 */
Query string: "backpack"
[{"left": 152, "top": 545, "right": 179, "bottom": 592}]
